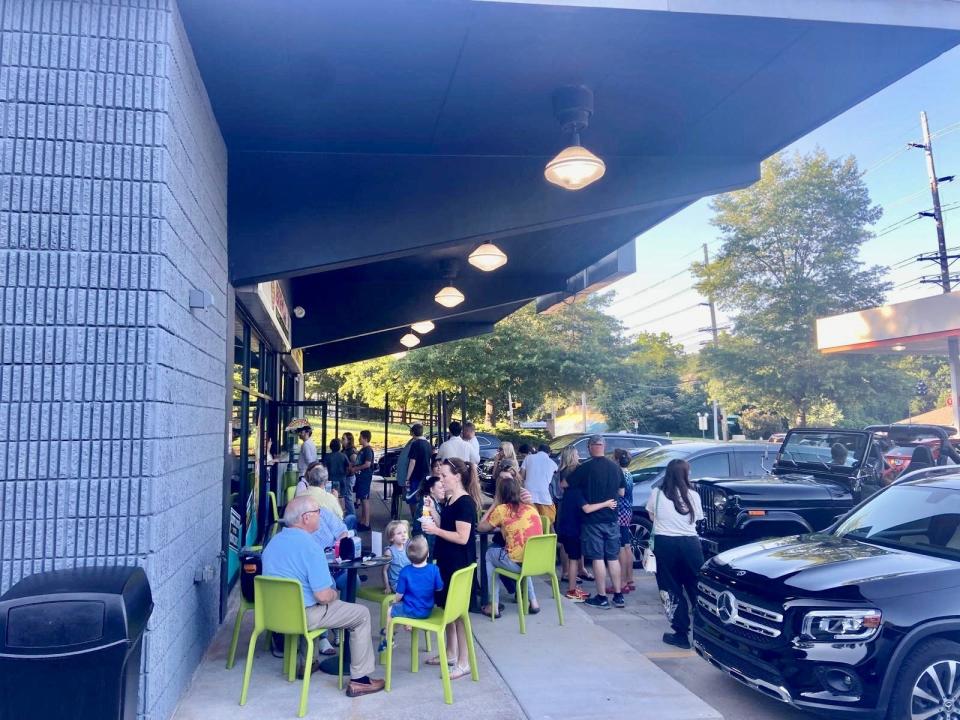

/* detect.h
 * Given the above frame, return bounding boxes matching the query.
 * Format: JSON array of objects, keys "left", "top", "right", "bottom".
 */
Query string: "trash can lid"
[{"left": 2, "top": 566, "right": 147, "bottom": 600}]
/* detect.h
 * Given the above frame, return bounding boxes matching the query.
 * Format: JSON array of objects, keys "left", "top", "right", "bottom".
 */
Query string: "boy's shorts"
[{"left": 390, "top": 603, "right": 431, "bottom": 621}]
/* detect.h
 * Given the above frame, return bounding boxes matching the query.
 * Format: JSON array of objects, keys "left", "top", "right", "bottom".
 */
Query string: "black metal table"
[
  {"left": 470, "top": 530, "right": 492, "bottom": 613},
  {"left": 376, "top": 476, "right": 402, "bottom": 520},
  {"left": 318, "top": 556, "right": 391, "bottom": 676}
]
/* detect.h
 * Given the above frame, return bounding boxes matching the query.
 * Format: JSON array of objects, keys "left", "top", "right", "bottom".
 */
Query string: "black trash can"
[{"left": 0, "top": 566, "right": 153, "bottom": 720}]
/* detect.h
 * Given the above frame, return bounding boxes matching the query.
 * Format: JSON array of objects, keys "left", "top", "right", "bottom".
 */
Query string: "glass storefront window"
[{"left": 249, "top": 333, "right": 261, "bottom": 394}]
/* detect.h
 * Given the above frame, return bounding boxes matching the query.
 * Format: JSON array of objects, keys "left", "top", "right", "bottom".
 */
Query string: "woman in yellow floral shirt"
[{"left": 478, "top": 469, "right": 543, "bottom": 618}]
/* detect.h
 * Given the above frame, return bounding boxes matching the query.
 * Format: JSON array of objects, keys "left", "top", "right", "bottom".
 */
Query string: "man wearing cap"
[{"left": 569, "top": 435, "right": 626, "bottom": 609}]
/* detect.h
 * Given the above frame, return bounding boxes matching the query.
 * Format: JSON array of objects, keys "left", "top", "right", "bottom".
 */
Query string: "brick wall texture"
[{"left": 0, "top": 1, "right": 229, "bottom": 718}]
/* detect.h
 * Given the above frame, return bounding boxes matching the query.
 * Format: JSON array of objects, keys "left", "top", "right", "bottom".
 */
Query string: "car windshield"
[
  {"left": 548, "top": 434, "right": 581, "bottom": 452},
  {"left": 779, "top": 431, "right": 868, "bottom": 469},
  {"left": 835, "top": 483, "right": 960, "bottom": 560}
]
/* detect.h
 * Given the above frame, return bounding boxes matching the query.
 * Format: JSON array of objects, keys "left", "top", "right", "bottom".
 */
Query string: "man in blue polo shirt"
[{"left": 263, "top": 495, "right": 384, "bottom": 697}]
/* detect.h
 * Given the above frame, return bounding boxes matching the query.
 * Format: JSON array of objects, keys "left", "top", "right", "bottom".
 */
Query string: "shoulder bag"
[{"left": 642, "top": 489, "right": 658, "bottom": 574}]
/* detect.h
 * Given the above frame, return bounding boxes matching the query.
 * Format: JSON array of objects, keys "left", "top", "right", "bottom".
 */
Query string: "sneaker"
[
  {"left": 612, "top": 592, "right": 626, "bottom": 608},
  {"left": 564, "top": 589, "right": 586, "bottom": 602},
  {"left": 662, "top": 631, "right": 691, "bottom": 649},
  {"left": 584, "top": 594, "right": 611, "bottom": 609},
  {"left": 575, "top": 588, "right": 590, "bottom": 600},
  {"left": 346, "top": 677, "right": 386, "bottom": 697}
]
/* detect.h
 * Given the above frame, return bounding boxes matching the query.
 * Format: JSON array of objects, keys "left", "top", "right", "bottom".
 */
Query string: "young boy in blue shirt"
[{"left": 377, "top": 535, "right": 442, "bottom": 652}]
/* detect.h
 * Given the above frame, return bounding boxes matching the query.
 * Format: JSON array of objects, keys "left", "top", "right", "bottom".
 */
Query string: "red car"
[{"left": 865, "top": 424, "right": 960, "bottom": 482}]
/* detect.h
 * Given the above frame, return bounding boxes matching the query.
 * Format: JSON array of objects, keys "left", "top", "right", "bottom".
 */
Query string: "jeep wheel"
[
  {"left": 888, "top": 638, "right": 960, "bottom": 720},
  {"left": 630, "top": 518, "right": 652, "bottom": 569}
]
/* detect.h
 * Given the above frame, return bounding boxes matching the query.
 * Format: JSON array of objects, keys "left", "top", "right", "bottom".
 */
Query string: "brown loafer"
[{"left": 346, "top": 678, "right": 386, "bottom": 697}]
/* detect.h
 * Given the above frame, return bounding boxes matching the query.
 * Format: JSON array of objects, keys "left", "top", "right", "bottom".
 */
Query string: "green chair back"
[
  {"left": 268, "top": 491, "right": 279, "bottom": 523},
  {"left": 441, "top": 564, "right": 477, "bottom": 625},
  {"left": 539, "top": 514, "right": 551, "bottom": 534},
  {"left": 520, "top": 534, "right": 558, "bottom": 577},
  {"left": 286, "top": 485, "right": 297, "bottom": 504},
  {"left": 254, "top": 576, "right": 308, "bottom": 636}
]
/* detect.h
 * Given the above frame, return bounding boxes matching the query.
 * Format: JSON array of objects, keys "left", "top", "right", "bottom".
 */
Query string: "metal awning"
[{"left": 178, "top": 0, "right": 960, "bottom": 369}]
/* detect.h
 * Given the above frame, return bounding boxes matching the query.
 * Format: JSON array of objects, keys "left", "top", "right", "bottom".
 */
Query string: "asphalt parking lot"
[{"left": 577, "top": 573, "right": 811, "bottom": 720}]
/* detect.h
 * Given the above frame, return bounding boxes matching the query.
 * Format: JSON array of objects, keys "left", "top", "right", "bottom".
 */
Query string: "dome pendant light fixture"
[
  {"left": 544, "top": 85, "right": 606, "bottom": 191},
  {"left": 434, "top": 259, "right": 465, "bottom": 308},
  {"left": 411, "top": 320, "right": 435, "bottom": 334},
  {"left": 468, "top": 243, "right": 508, "bottom": 272},
  {"left": 400, "top": 333, "right": 421, "bottom": 348}
]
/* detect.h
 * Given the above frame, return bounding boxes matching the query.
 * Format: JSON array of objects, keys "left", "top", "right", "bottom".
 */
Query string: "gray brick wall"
[{"left": 0, "top": 2, "right": 228, "bottom": 719}]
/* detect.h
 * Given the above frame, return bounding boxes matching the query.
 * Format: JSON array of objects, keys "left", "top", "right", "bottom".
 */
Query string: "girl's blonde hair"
[{"left": 384, "top": 519, "right": 410, "bottom": 543}]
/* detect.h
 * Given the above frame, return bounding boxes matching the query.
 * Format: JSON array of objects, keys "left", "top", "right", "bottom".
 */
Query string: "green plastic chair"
[
  {"left": 357, "top": 586, "right": 432, "bottom": 663},
  {"left": 239, "top": 576, "right": 344, "bottom": 718},
  {"left": 285, "top": 485, "right": 297, "bottom": 504},
  {"left": 268, "top": 491, "right": 280, "bottom": 539},
  {"left": 384, "top": 564, "right": 478, "bottom": 704},
  {"left": 539, "top": 514, "right": 552, "bottom": 534},
  {"left": 492, "top": 534, "right": 564, "bottom": 634},
  {"left": 226, "top": 545, "right": 265, "bottom": 670}
]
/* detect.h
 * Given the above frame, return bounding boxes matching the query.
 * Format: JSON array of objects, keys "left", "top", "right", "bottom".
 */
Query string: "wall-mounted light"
[
  {"left": 293, "top": 306, "right": 306, "bottom": 319},
  {"left": 400, "top": 333, "right": 421, "bottom": 348},
  {"left": 468, "top": 243, "right": 508, "bottom": 272},
  {"left": 545, "top": 85, "right": 605, "bottom": 191},
  {"left": 891, "top": 344, "right": 907, "bottom": 352},
  {"left": 411, "top": 320, "right": 435, "bottom": 334}
]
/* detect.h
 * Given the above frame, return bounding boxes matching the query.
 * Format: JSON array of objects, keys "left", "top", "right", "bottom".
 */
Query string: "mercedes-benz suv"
[{"left": 693, "top": 466, "right": 960, "bottom": 720}]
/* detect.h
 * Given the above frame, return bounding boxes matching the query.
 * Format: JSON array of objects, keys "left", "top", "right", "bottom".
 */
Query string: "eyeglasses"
[{"left": 300, "top": 509, "right": 321, "bottom": 520}]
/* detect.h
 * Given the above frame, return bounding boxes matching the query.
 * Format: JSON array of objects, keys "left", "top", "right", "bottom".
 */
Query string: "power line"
[
  {"left": 625, "top": 303, "right": 704, "bottom": 331},
  {"left": 618, "top": 285, "right": 697, "bottom": 320},
  {"left": 609, "top": 266, "right": 692, "bottom": 308}
]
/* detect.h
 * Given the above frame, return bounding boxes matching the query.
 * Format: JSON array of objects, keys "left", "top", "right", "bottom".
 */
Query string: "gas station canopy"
[{"left": 179, "top": 0, "right": 960, "bottom": 370}]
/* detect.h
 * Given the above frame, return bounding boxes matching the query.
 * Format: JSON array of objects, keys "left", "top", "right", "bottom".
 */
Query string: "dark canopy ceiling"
[{"left": 178, "top": 0, "right": 960, "bottom": 370}]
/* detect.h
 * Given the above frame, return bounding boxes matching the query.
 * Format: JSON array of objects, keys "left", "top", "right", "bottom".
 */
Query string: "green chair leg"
[
  {"left": 238, "top": 629, "right": 260, "bottom": 706},
  {"left": 338, "top": 630, "right": 345, "bottom": 690},
  {"left": 411, "top": 625, "right": 420, "bottom": 672},
  {"left": 517, "top": 577, "right": 526, "bottom": 635},
  {"left": 462, "top": 613, "right": 479, "bottom": 682},
  {"left": 299, "top": 637, "right": 313, "bottom": 717},
  {"left": 552, "top": 573, "right": 564, "bottom": 626},
  {"left": 226, "top": 604, "right": 246, "bottom": 669},
  {"left": 436, "top": 629, "right": 453, "bottom": 705},
  {"left": 385, "top": 623, "right": 396, "bottom": 691},
  {"left": 286, "top": 635, "right": 297, "bottom": 682}
]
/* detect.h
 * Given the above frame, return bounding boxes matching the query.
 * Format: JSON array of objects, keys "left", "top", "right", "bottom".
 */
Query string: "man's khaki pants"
[{"left": 304, "top": 600, "right": 375, "bottom": 679}]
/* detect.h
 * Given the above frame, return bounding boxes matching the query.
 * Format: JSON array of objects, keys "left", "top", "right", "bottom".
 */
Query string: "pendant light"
[
  {"left": 434, "top": 260, "right": 465, "bottom": 308},
  {"left": 434, "top": 286, "right": 465, "bottom": 308},
  {"left": 400, "top": 333, "right": 421, "bottom": 348},
  {"left": 411, "top": 320, "right": 435, "bottom": 334},
  {"left": 468, "top": 243, "right": 508, "bottom": 272},
  {"left": 544, "top": 85, "right": 605, "bottom": 191}
]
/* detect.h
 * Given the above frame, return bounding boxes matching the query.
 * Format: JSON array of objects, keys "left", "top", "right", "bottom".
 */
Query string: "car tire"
[
  {"left": 630, "top": 518, "right": 652, "bottom": 570},
  {"left": 887, "top": 638, "right": 960, "bottom": 720}
]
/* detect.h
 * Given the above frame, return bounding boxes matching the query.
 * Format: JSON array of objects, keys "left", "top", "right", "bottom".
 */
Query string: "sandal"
[
  {"left": 425, "top": 656, "right": 455, "bottom": 666},
  {"left": 480, "top": 605, "right": 502, "bottom": 619},
  {"left": 450, "top": 664, "right": 471, "bottom": 680},
  {"left": 528, "top": 605, "right": 541, "bottom": 615}
]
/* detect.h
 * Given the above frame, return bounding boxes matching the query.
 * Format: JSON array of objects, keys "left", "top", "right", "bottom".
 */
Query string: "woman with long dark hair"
[
  {"left": 645, "top": 458, "right": 704, "bottom": 649},
  {"left": 421, "top": 457, "right": 480, "bottom": 678}
]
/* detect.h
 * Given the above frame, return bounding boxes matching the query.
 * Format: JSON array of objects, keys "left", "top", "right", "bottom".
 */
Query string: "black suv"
[
  {"left": 694, "top": 428, "right": 887, "bottom": 556},
  {"left": 694, "top": 466, "right": 960, "bottom": 720}
]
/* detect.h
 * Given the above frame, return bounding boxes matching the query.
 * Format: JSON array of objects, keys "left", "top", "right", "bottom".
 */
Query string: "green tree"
[{"left": 694, "top": 149, "right": 891, "bottom": 426}]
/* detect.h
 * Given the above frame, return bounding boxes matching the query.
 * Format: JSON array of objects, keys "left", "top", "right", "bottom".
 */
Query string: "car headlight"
[
  {"left": 713, "top": 493, "right": 729, "bottom": 511},
  {"left": 801, "top": 610, "right": 882, "bottom": 642}
]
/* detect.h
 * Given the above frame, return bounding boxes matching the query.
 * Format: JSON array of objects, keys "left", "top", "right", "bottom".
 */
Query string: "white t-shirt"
[
  {"left": 298, "top": 438, "right": 318, "bottom": 477},
  {"left": 438, "top": 436, "right": 475, "bottom": 463},
  {"left": 521, "top": 451, "right": 558, "bottom": 505},
  {"left": 465, "top": 436, "right": 481, "bottom": 465},
  {"left": 646, "top": 487, "right": 704, "bottom": 538}
]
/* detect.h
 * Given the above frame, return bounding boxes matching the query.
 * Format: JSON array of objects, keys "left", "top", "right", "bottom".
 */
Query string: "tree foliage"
[{"left": 694, "top": 149, "right": 892, "bottom": 426}]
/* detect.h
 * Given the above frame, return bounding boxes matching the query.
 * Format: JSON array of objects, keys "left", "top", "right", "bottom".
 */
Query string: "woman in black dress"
[{"left": 422, "top": 457, "right": 481, "bottom": 679}]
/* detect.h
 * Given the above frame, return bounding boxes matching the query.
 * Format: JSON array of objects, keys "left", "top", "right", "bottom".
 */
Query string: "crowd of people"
[{"left": 258, "top": 420, "right": 705, "bottom": 699}]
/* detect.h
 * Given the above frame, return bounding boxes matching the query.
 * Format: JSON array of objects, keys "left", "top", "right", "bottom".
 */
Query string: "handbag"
[{"left": 642, "top": 490, "right": 658, "bottom": 573}]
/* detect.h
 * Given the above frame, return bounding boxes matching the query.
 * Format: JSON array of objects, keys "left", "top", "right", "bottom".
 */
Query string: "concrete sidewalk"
[{"left": 473, "top": 593, "right": 722, "bottom": 720}]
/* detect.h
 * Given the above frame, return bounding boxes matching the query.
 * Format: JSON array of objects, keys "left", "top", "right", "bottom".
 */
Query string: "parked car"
[
  {"left": 693, "top": 428, "right": 888, "bottom": 557},
  {"left": 694, "top": 465, "right": 960, "bottom": 720},
  {"left": 378, "top": 431, "right": 500, "bottom": 477},
  {"left": 626, "top": 441, "right": 769, "bottom": 565},
  {"left": 865, "top": 424, "right": 959, "bottom": 481},
  {"left": 548, "top": 432, "right": 671, "bottom": 463}
]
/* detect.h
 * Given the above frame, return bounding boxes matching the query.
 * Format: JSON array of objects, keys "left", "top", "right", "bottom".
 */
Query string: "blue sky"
[{"left": 606, "top": 45, "right": 960, "bottom": 353}]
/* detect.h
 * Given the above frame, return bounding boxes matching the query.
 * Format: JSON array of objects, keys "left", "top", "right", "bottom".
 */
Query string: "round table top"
[{"left": 334, "top": 555, "right": 391, "bottom": 571}]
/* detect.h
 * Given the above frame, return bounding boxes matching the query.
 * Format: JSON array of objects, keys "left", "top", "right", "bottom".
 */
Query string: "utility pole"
[
  {"left": 703, "top": 244, "right": 728, "bottom": 441},
  {"left": 581, "top": 391, "right": 588, "bottom": 433},
  {"left": 915, "top": 112, "right": 960, "bottom": 431},
  {"left": 507, "top": 389, "right": 515, "bottom": 427}
]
